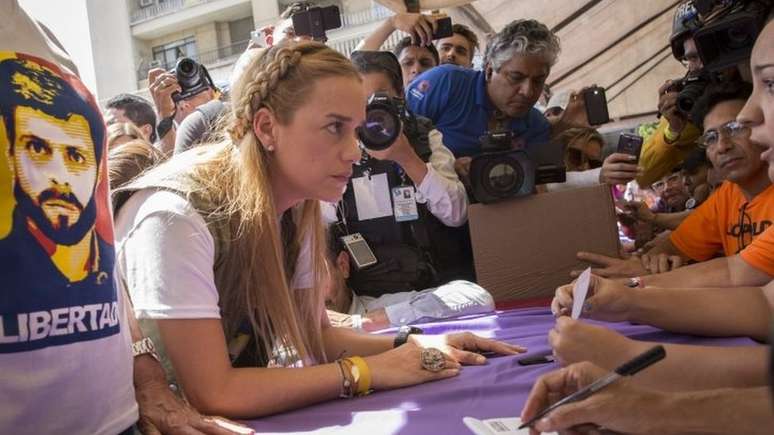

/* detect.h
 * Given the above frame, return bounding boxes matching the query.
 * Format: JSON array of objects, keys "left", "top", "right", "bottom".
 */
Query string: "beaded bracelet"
[{"left": 336, "top": 359, "right": 355, "bottom": 399}]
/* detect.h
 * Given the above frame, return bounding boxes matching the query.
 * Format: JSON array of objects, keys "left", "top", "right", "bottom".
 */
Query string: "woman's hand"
[
  {"left": 365, "top": 341, "right": 460, "bottom": 390},
  {"left": 410, "top": 332, "right": 526, "bottom": 364}
]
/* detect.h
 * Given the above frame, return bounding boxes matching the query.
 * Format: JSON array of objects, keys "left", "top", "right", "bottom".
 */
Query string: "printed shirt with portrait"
[
  {"left": 0, "top": 51, "right": 135, "bottom": 435},
  {"left": 670, "top": 181, "right": 774, "bottom": 261}
]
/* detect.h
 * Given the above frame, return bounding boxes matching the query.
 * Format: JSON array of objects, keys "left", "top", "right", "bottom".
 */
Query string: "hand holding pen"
[{"left": 519, "top": 346, "right": 666, "bottom": 434}]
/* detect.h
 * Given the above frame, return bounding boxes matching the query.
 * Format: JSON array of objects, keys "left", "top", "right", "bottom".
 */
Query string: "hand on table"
[
  {"left": 520, "top": 361, "right": 660, "bottom": 435},
  {"left": 552, "top": 274, "right": 632, "bottom": 322},
  {"left": 135, "top": 375, "right": 254, "bottom": 435},
  {"left": 639, "top": 253, "right": 684, "bottom": 274},
  {"left": 410, "top": 332, "right": 527, "bottom": 365},
  {"left": 571, "top": 252, "right": 648, "bottom": 279}
]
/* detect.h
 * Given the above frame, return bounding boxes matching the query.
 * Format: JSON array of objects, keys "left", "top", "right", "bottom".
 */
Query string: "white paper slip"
[
  {"left": 571, "top": 267, "right": 591, "bottom": 319},
  {"left": 352, "top": 173, "right": 393, "bottom": 221},
  {"left": 463, "top": 417, "right": 558, "bottom": 435}
]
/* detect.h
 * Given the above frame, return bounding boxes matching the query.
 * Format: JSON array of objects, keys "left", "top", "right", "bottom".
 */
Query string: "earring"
[{"left": 266, "top": 145, "right": 275, "bottom": 152}]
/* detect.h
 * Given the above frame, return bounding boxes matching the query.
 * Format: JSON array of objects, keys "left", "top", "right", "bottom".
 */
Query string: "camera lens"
[
  {"left": 481, "top": 156, "right": 524, "bottom": 199},
  {"left": 357, "top": 106, "right": 401, "bottom": 151}
]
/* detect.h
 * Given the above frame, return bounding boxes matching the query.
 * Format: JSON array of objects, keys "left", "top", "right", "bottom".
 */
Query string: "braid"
[{"left": 228, "top": 47, "right": 303, "bottom": 142}]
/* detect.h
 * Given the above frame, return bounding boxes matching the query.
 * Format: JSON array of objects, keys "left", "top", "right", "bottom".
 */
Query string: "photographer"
[
  {"left": 147, "top": 59, "right": 217, "bottom": 155},
  {"left": 636, "top": 1, "right": 704, "bottom": 187},
  {"left": 340, "top": 50, "right": 470, "bottom": 296},
  {"left": 355, "top": 12, "right": 443, "bottom": 88},
  {"left": 405, "top": 19, "right": 556, "bottom": 178}
]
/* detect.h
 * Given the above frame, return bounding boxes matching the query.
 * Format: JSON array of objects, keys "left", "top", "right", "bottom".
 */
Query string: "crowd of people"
[{"left": 2, "top": 0, "right": 774, "bottom": 433}]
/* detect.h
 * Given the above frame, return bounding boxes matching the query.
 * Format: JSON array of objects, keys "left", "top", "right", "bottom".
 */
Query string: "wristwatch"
[
  {"left": 132, "top": 337, "right": 160, "bottom": 361},
  {"left": 393, "top": 325, "right": 423, "bottom": 348},
  {"left": 156, "top": 115, "right": 175, "bottom": 139}
]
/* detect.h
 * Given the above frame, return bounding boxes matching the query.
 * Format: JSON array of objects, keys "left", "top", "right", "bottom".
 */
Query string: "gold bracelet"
[{"left": 345, "top": 356, "right": 372, "bottom": 396}]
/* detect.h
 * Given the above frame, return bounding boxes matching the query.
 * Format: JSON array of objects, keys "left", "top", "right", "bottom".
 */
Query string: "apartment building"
[{"left": 40, "top": 0, "right": 399, "bottom": 103}]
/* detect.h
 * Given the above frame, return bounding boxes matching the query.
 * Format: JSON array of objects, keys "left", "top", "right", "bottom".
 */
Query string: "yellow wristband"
[{"left": 346, "top": 356, "right": 371, "bottom": 395}]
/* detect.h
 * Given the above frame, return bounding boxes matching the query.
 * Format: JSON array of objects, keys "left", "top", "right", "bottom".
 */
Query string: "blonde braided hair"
[
  {"left": 228, "top": 46, "right": 302, "bottom": 142},
  {"left": 184, "top": 41, "right": 361, "bottom": 366}
]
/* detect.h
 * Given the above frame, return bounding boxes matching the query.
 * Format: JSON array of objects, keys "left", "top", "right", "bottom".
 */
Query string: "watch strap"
[
  {"left": 132, "top": 337, "right": 160, "bottom": 360},
  {"left": 156, "top": 115, "right": 175, "bottom": 139},
  {"left": 393, "top": 325, "right": 423, "bottom": 348}
]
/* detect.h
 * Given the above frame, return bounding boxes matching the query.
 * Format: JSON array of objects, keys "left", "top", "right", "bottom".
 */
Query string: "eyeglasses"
[
  {"left": 698, "top": 121, "right": 751, "bottom": 149},
  {"left": 651, "top": 173, "right": 683, "bottom": 192}
]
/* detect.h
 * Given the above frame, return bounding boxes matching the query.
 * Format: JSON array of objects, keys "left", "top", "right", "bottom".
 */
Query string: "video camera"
[
  {"left": 290, "top": 4, "right": 342, "bottom": 42},
  {"left": 680, "top": 0, "right": 772, "bottom": 73},
  {"left": 693, "top": 0, "right": 773, "bottom": 72},
  {"left": 357, "top": 92, "right": 431, "bottom": 158},
  {"left": 169, "top": 57, "right": 215, "bottom": 103},
  {"left": 469, "top": 132, "right": 566, "bottom": 204}
]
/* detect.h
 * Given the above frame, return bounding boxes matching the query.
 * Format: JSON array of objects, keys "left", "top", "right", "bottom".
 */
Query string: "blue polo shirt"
[{"left": 405, "top": 64, "right": 551, "bottom": 158}]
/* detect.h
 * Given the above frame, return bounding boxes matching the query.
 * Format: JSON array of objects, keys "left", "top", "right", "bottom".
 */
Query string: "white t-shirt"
[
  {"left": 115, "top": 189, "right": 313, "bottom": 322},
  {"left": 0, "top": 3, "right": 136, "bottom": 434}
]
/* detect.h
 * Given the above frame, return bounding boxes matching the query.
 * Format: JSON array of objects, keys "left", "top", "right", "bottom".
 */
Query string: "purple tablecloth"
[{"left": 246, "top": 307, "right": 757, "bottom": 434}]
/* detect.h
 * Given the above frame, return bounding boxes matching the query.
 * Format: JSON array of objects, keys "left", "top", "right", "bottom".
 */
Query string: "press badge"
[
  {"left": 352, "top": 173, "right": 392, "bottom": 221},
  {"left": 392, "top": 186, "right": 419, "bottom": 222}
]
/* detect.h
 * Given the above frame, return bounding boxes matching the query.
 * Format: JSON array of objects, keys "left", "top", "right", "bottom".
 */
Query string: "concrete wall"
[{"left": 87, "top": 0, "right": 138, "bottom": 102}]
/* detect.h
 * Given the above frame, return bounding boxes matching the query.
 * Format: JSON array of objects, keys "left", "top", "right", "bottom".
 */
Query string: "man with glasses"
[{"left": 576, "top": 82, "right": 774, "bottom": 277}]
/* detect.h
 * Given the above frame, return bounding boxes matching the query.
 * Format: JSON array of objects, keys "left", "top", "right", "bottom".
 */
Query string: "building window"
[{"left": 152, "top": 36, "right": 197, "bottom": 70}]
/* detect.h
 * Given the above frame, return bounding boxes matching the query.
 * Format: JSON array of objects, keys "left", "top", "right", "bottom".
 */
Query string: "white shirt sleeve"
[
  {"left": 414, "top": 129, "right": 469, "bottom": 227},
  {"left": 117, "top": 190, "right": 220, "bottom": 320},
  {"left": 290, "top": 229, "right": 313, "bottom": 290},
  {"left": 544, "top": 167, "right": 603, "bottom": 192}
]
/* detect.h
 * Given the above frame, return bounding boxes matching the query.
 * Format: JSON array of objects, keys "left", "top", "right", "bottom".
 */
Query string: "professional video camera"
[
  {"left": 693, "top": 0, "right": 772, "bottom": 72},
  {"left": 673, "top": 0, "right": 772, "bottom": 73},
  {"left": 290, "top": 3, "right": 342, "bottom": 42},
  {"left": 356, "top": 92, "right": 431, "bottom": 158},
  {"left": 469, "top": 133, "right": 566, "bottom": 204},
  {"left": 170, "top": 57, "right": 215, "bottom": 103}
]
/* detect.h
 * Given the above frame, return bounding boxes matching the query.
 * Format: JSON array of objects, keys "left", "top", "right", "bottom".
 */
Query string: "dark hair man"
[{"left": 104, "top": 93, "right": 157, "bottom": 143}]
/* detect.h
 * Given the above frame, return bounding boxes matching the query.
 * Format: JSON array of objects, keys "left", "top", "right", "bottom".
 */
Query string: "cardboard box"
[{"left": 469, "top": 185, "right": 620, "bottom": 302}]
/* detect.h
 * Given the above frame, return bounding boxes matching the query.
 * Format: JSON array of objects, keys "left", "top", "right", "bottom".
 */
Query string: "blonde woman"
[
  {"left": 114, "top": 41, "right": 524, "bottom": 419},
  {"left": 106, "top": 121, "right": 147, "bottom": 150}
]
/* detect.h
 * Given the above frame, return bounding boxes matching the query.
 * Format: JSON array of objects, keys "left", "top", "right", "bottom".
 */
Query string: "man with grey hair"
[{"left": 405, "top": 19, "right": 559, "bottom": 177}]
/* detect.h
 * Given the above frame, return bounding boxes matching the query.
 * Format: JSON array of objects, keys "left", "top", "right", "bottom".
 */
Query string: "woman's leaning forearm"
[{"left": 192, "top": 364, "right": 343, "bottom": 418}]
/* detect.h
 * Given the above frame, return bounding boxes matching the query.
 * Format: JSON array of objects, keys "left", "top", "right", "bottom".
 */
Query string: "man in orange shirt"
[{"left": 576, "top": 82, "right": 773, "bottom": 276}]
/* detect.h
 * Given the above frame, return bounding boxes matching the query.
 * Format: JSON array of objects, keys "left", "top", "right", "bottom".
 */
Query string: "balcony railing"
[
  {"left": 130, "top": 0, "right": 217, "bottom": 25},
  {"left": 330, "top": 30, "right": 403, "bottom": 59},
  {"left": 137, "top": 39, "right": 249, "bottom": 81},
  {"left": 340, "top": 3, "right": 393, "bottom": 28}
]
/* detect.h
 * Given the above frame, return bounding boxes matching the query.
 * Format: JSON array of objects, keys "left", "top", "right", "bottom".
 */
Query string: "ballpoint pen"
[{"left": 519, "top": 345, "right": 666, "bottom": 429}]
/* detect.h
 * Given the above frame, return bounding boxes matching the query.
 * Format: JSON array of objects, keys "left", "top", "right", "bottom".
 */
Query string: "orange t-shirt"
[
  {"left": 740, "top": 225, "right": 774, "bottom": 276},
  {"left": 670, "top": 182, "right": 774, "bottom": 261}
]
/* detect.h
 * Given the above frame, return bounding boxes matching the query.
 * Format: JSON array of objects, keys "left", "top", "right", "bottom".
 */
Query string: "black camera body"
[
  {"left": 690, "top": 0, "right": 772, "bottom": 73},
  {"left": 170, "top": 57, "right": 213, "bottom": 103},
  {"left": 357, "top": 92, "right": 431, "bottom": 159},
  {"left": 291, "top": 5, "right": 342, "bottom": 41},
  {"left": 667, "top": 70, "right": 712, "bottom": 114},
  {"left": 469, "top": 132, "right": 536, "bottom": 204}
]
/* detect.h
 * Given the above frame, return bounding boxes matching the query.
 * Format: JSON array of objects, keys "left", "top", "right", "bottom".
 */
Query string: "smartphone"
[
  {"left": 432, "top": 17, "right": 453, "bottom": 40},
  {"left": 616, "top": 133, "right": 644, "bottom": 163},
  {"left": 341, "top": 233, "right": 377, "bottom": 269},
  {"left": 582, "top": 85, "right": 610, "bottom": 125},
  {"left": 517, "top": 353, "right": 555, "bottom": 366}
]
